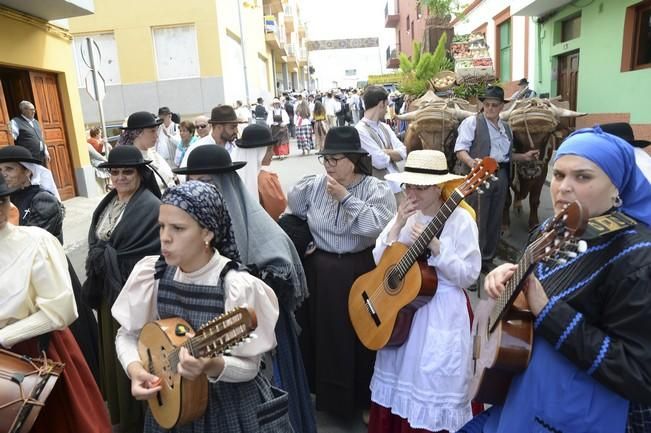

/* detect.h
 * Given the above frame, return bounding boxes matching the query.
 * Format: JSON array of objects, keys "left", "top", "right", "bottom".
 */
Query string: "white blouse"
[
  {"left": 373, "top": 207, "right": 481, "bottom": 290},
  {"left": 112, "top": 253, "right": 279, "bottom": 383},
  {"left": 0, "top": 224, "right": 77, "bottom": 348}
]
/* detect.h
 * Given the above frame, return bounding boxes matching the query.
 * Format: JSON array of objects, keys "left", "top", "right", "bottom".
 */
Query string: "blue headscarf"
[
  {"left": 162, "top": 181, "right": 241, "bottom": 262},
  {"left": 554, "top": 126, "right": 651, "bottom": 227}
]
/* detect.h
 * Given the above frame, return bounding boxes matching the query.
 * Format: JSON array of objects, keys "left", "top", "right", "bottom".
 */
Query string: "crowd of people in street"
[{"left": 1, "top": 81, "right": 651, "bottom": 433}]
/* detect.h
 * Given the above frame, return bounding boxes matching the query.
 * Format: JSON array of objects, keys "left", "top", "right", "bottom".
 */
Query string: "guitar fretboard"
[
  {"left": 488, "top": 250, "right": 534, "bottom": 333},
  {"left": 393, "top": 189, "right": 464, "bottom": 279}
]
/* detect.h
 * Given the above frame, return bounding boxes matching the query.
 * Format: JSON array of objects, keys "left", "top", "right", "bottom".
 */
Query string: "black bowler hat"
[
  {"left": 0, "top": 173, "right": 17, "bottom": 197},
  {"left": 172, "top": 145, "right": 246, "bottom": 175},
  {"left": 208, "top": 105, "right": 246, "bottom": 124},
  {"left": 121, "top": 111, "right": 163, "bottom": 130},
  {"left": 600, "top": 122, "right": 651, "bottom": 149},
  {"left": 318, "top": 126, "right": 368, "bottom": 155},
  {"left": 236, "top": 124, "right": 277, "bottom": 149},
  {"left": 98, "top": 145, "right": 152, "bottom": 168},
  {"left": 518, "top": 78, "right": 529, "bottom": 86},
  {"left": 0, "top": 145, "right": 42, "bottom": 165},
  {"left": 479, "top": 86, "right": 509, "bottom": 103}
]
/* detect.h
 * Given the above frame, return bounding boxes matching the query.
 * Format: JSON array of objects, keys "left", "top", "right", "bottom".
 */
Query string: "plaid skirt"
[{"left": 296, "top": 124, "right": 314, "bottom": 150}]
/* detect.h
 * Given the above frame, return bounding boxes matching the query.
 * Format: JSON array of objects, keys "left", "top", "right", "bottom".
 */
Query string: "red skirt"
[
  {"left": 367, "top": 290, "right": 484, "bottom": 433},
  {"left": 12, "top": 329, "right": 111, "bottom": 433},
  {"left": 273, "top": 142, "right": 290, "bottom": 156}
]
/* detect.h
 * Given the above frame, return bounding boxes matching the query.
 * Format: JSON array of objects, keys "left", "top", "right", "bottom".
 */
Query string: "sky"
[{"left": 301, "top": 0, "right": 396, "bottom": 88}]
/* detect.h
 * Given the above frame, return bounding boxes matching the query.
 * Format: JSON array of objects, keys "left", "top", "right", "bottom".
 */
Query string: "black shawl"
[{"left": 82, "top": 186, "right": 161, "bottom": 309}]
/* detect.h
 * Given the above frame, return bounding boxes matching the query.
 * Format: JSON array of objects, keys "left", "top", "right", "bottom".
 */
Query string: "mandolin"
[
  {"left": 468, "top": 201, "right": 588, "bottom": 404},
  {"left": 137, "top": 306, "right": 257, "bottom": 429},
  {"left": 348, "top": 157, "right": 498, "bottom": 351}
]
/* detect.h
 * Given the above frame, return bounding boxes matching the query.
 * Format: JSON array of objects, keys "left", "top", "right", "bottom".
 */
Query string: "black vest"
[{"left": 13, "top": 116, "right": 44, "bottom": 160}]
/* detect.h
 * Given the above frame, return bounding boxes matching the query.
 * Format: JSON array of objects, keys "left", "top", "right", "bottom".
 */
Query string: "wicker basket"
[{"left": 430, "top": 71, "right": 456, "bottom": 92}]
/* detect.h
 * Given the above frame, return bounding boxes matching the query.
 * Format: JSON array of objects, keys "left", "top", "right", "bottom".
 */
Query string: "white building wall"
[{"left": 454, "top": 0, "right": 536, "bottom": 85}]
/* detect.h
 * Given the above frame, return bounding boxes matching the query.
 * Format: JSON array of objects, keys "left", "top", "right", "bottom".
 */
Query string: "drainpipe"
[{"left": 236, "top": 0, "right": 251, "bottom": 104}]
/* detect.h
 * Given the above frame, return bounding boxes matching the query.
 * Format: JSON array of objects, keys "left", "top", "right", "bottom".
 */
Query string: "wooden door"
[
  {"left": 0, "top": 82, "right": 12, "bottom": 147},
  {"left": 557, "top": 50, "right": 580, "bottom": 126},
  {"left": 29, "top": 71, "right": 76, "bottom": 200}
]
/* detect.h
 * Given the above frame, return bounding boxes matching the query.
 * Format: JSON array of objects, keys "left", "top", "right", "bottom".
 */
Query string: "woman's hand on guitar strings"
[
  {"left": 127, "top": 362, "right": 162, "bottom": 400},
  {"left": 410, "top": 222, "right": 441, "bottom": 256},
  {"left": 484, "top": 264, "right": 517, "bottom": 299},
  {"left": 177, "top": 346, "right": 225, "bottom": 381}
]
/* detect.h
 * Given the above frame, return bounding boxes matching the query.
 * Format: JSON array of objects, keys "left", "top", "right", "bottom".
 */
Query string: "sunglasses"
[
  {"left": 401, "top": 183, "right": 432, "bottom": 191},
  {"left": 109, "top": 168, "right": 137, "bottom": 176},
  {"left": 195, "top": 124, "right": 208, "bottom": 129}
]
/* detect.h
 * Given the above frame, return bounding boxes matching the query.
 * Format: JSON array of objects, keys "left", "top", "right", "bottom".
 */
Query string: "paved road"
[{"left": 62, "top": 140, "right": 554, "bottom": 433}]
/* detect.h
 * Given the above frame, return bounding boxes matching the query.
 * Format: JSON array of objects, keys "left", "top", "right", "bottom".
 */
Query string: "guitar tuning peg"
[
  {"left": 483, "top": 182, "right": 490, "bottom": 189},
  {"left": 557, "top": 258, "right": 567, "bottom": 264},
  {"left": 477, "top": 189, "right": 485, "bottom": 195},
  {"left": 545, "top": 246, "right": 551, "bottom": 254},
  {"left": 490, "top": 175, "right": 498, "bottom": 181},
  {"left": 565, "top": 251, "right": 578, "bottom": 258}
]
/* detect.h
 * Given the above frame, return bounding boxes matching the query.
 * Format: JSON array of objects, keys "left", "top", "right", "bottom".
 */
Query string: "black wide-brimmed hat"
[
  {"left": 0, "top": 173, "right": 17, "bottom": 197},
  {"left": 121, "top": 111, "right": 163, "bottom": 130},
  {"left": 600, "top": 122, "right": 651, "bottom": 149},
  {"left": 0, "top": 145, "right": 42, "bottom": 165},
  {"left": 208, "top": 105, "right": 247, "bottom": 124},
  {"left": 479, "top": 86, "right": 509, "bottom": 103},
  {"left": 318, "top": 126, "right": 368, "bottom": 155},
  {"left": 173, "top": 145, "right": 246, "bottom": 175},
  {"left": 518, "top": 78, "right": 529, "bottom": 86},
  {"left": 98, "top": 145, "right": 152, "bottom": 168},
  {"left": 236, "top": 124, "right": 277, "bottom": 149}
]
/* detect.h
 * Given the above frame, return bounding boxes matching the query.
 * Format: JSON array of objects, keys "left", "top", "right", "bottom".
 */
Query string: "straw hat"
[{"left": 385, "top": 150, "right": 463, "bottom": 186}]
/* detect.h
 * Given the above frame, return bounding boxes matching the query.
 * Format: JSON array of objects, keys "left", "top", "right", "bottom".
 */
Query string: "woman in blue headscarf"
[{"left": 459, "top": 126, "right": 651, "bottom": 433}]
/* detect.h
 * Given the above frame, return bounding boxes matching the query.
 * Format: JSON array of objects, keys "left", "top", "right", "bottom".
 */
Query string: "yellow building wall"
[
  {"left": 0, "top": 9, "right": 89, "bottom": 168},
  {"left": 68, "top": 0, "right": 223, "bottom": 83}
]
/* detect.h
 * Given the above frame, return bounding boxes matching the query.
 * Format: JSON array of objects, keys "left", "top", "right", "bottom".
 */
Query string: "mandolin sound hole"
[{"left": 384, "top": 266, "right": 402, "bottom": 295}]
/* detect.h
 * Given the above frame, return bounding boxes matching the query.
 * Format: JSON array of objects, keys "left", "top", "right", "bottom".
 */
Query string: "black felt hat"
[
  {"left": 121, "top": 111, "right": 163, "bottom": 130},
  {"left": 479, "top": 86, "right": 509, "bottom": 103},
  {"left": 0, "top": 145, "right": 43, "bottom": 165},
  {"left": 0, "top": 173, "right": 17, "bottom": 197},
  {"left": 318, "top": 126, "right": 368, "bottom": 155},
  {"left": 518, "top": 78, "right": 529, "bottom": 86},
  {"left": 172, "top": 145, "right": 246, "bottom": 175},
  {"left": 98, "top": 145, "right": 152, "bottom": 168},
  {"left": 600, "top": 122, "right": 651, "bottom": 149},
  {"left": 236, "top": 124, "right": 277, "bottom": 149}
]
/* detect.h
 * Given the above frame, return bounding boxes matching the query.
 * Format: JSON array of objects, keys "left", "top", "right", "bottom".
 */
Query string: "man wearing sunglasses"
[
  {"left": 454, "top": 86, "right": 538, "bottom": 274},
  {"left": 193, "top": 115, "right": 211, "bottom": 138}
]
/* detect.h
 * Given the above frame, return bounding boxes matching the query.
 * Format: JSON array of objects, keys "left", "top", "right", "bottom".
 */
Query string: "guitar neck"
[
  {"left": 168, "top": 315, "right": 251, "bottom": 372},
  {"left": 488, "top": 250, "right": 536, "bottom": 333},
  {"left": 395, "top": 190, "right": 463, "bottom": 278}
]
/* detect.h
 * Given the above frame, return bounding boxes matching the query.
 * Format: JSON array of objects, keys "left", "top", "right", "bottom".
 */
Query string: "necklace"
[{"left": 105, "top": 198, "right": 127, "bottom": 238}]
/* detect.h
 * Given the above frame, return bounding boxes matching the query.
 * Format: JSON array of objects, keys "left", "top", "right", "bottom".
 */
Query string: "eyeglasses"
[
  {"left": 318, "top": 155, "right": 347, "bottom": 166},
  {"left": 401, "top": 183, "right": 432, "bottom": 191},
  {"left": 109, "top": 168, "right": 137, "bottom": 177},
  {"left": 195, "top": 124, "right": 208, "bottom": 129}
]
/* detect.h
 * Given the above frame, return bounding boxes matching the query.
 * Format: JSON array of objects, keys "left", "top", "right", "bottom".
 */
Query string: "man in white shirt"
[
  {"left": 10, "top": 100, "right": 50, "bottom": 165},
  {"left": 324, "top": 92, "right": 340, "bottom": 128},
  {"left": 179, "top": 105, "right": 241, "bottom": 171},
  {"left": 155, "top": 106, "right": 180, "bottom": 167},
  {"left": 349, "top": 89, "right": 361, "bottom": 124},
  {"left": 355, "top": 85, "right": 406, "bottom": 199},
  {"left": 193, "top": 115, "right": 211, "bottom": 138}
]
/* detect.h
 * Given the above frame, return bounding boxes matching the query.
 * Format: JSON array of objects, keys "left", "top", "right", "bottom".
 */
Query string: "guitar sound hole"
[{"left": 384, "top": 267, "right": 402, "bottom": 295}]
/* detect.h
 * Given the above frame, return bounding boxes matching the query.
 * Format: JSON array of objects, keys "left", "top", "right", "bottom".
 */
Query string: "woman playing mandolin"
[
  {"left": 461, "top": 127, "right": 651, "bottom": 433},
  {"left": 368, "top": 150, "right": 481, "bottom": 433},
  {"left": 112, "top": 181, "right": 293, "bottom": 432}
]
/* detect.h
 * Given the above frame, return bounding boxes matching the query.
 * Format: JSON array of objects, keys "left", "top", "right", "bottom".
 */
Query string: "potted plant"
[{"left": 419, "top": 0, "right": 460, "bottom": 53}]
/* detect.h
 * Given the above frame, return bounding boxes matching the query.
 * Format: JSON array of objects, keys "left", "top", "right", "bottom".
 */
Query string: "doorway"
[
  {"left": 0, "top": 66, "right": 76, "bottom": 199},
  {"left": 557, "top": 50, "right": 580, "bottom": 127}
]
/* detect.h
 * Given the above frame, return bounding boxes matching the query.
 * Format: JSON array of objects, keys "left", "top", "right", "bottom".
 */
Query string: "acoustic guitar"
[
  {"left": 348, "top": 157, "right": 498, "bottom": 351},
  {"left": 138, "top": 306, "right": 257, "bottom": 429},
  {"left": 468, "top": 201, "right": 588, "bottom": 404}
]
